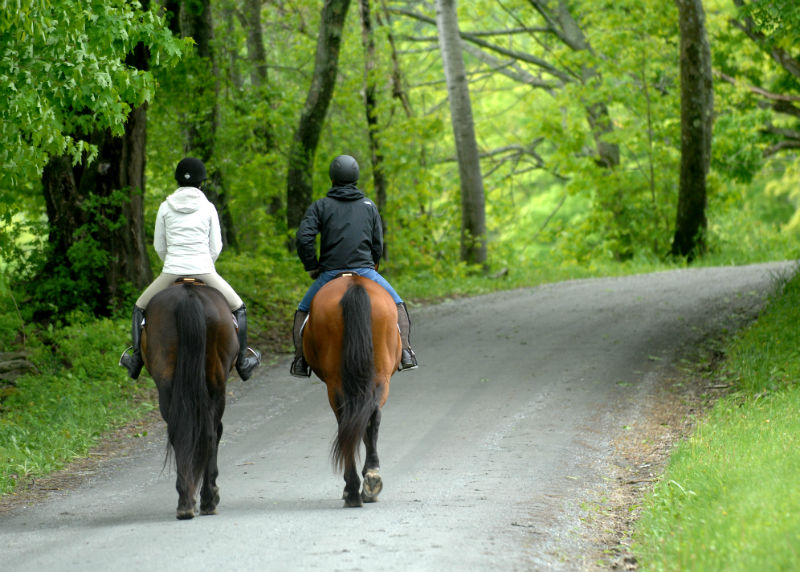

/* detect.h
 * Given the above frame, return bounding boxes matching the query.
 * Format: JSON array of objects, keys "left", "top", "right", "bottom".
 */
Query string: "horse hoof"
[
  {"left": 201, "top": 489, "right": 220, "bottom": 515},
  {"left": 343, "top": 495, "right": 363, "bottom": 508},
  {"left": 176, "top": 509, "right": 195, "bottom": 520},
  {"left": 361, "top": 469, "right": 382, "bottom": 503}
]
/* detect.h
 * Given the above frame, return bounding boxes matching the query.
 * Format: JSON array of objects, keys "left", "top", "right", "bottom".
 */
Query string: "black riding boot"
[
  {"left": 119, "top": 305, "right": 145, "bottom": 379},
  {"left": 290, "top": 310, "right": 311, "bottom": 377},
  {"left": 233, "top": 305, "right": 261, "bottom": 381},
  {"left": 397, "top": 302, "right": 418, "bottom": 371}
]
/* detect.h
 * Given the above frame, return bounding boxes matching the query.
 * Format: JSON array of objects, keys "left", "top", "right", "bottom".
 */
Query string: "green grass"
[
  {"left": 633, "top": 271, "right": 800, "bottom": 571},
  {"left": 0, "top": 314, "right": 155, "bottom": 494}
]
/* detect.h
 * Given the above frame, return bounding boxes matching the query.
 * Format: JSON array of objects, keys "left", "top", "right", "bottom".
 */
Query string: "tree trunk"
[
  {"left": 38, "top": 19, "right": 153, "bottom": 316},
  {"left": 671, "top": 0, "right": 713, "bottom": 260},
  {"left": 175, "top": 0, "right": 238, "bottom": 250},
  {"left": 242, "top": 0, "right": 275, "bottom": 152},
  {"left": 359, "top": 0, "right": 388, "bottom": 259},
  {"left": 435, "top": 0, "right": 487, "bottom": 268},
  {"left": 286, "top": 0, "right": 351, "bottom": 231}
]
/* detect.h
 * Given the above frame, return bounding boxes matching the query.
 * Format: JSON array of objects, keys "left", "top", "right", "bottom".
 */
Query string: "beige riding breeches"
[{"left": 135, "top": 272, "right": 243, "bottom": 311}]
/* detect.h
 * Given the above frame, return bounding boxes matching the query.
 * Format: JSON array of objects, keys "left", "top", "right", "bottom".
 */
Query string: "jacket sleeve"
[
  {"left": 208, "top": 203, "right": 223, "bottom": 262},
  {"left": 153, "top": 202, "right": 168, "bottom": 261},
  {"left": 296, "top": 201, "right": 321, "bottom": 271},
  {"left": 371, "top": 210, "right": 383, "bottom": 266}
]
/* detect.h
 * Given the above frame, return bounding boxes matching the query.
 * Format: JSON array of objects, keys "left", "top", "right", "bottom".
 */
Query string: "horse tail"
[
  {"left": 332, "top": 283, "right": 377, "bottom": 472},
  {"left": 168, "top": 286, "right": 214, "bottom": 488}
]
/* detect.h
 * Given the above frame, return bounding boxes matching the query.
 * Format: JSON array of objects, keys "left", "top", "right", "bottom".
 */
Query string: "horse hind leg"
[
  {"left": 342, "top": 460, "right": 363, "bottom": 508},
  {"left": 200, "top": 419, "right": 222, "bottom": 515},
  {"left": 361, "top": 407, "right": 382, "bottom": 503},
  {"left": 175, "top": 473, "right": 198, "bottom": 520}
]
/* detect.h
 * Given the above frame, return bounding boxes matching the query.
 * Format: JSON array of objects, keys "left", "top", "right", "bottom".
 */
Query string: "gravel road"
[{"left": 1, "top": 261, "right": 794, "bottom": 571}]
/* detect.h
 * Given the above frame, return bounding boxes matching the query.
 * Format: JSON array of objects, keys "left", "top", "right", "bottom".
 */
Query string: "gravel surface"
[{"left": 1, "top": 261, "right": 794, "bottom": 571}]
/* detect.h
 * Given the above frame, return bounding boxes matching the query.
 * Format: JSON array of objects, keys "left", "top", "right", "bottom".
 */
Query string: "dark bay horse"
[
  {"left": 141, "top": 281, "right": 238, "bottom": 519},
  {"left": 303, "top": 274, "right": 402, "bottom": 507}
]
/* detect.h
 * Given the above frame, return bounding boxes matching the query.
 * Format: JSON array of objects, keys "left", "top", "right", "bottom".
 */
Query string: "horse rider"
[
  {"left": 290, "top": 154, "right": 418, "bottom": 377},
  {"left": 119, "top": 157, "right": 261, "bottom": 381}
]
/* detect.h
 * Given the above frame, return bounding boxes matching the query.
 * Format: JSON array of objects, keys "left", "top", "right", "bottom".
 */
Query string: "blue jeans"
[{"left": 298, "top": 268, "right": 403, "bottom": 312}]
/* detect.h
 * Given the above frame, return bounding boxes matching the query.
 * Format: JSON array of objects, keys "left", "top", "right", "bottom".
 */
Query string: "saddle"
[
  {"left": 169, "top": 277, "right": 238, "bottom": 328},
  {"left": 173, "top": 277, "right": 206, "bottom": 286}
]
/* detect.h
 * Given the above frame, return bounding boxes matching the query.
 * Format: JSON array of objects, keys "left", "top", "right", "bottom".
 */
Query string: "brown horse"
[
  {"left": 140, "top": 281, "right": 238, "bottom": 519},
  {"left": 303, "top": 274, "right": 402, "bottom": 507}
]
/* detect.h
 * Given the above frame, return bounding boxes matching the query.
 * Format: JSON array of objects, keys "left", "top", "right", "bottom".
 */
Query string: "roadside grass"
[
  {"left": 632, "top": 269, "right": 800, "bottom": 571},
  {"left": 0, "top": 314, "right": 155, "bottom": 494}
]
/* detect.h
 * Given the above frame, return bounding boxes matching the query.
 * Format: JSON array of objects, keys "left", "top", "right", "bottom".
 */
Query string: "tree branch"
[
  {"left": 388, "top": 6, "right": 573, "bottom": 83},
  {"left": 714, "top": 70, "right": 800, "bottom": 103}
]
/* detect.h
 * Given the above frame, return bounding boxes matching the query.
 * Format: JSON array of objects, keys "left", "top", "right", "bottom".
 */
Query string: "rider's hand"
[{"left": 308, "top": 268, "right": 321, "bottom": 279}]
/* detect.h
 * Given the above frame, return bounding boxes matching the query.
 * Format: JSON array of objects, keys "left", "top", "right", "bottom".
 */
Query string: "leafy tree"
[
  {"left": 286, "top": 0, "right": 352, "bottom": 232},
  {"left": 162, "top": 0, "right": 239, "bottom": 249},
  {"left": 0, "top": 0, "right": 181, "bottom": 190},
  {"left": 729, "top": 0, "right": 800, "bottom": 156},
  {"left": 0, "top": 0, "right": 186, "bottom": 317}
]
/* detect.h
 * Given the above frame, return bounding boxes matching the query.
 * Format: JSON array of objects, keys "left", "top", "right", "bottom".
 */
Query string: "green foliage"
[
  {"left": 0, "top": 0, "right": 188, "bottom": 190},
  {"left": 11, "top": 188, "right": 140, "bottom": 319},
  {"left": 738, "top": 0, "right": 800, "bottom": 54}
]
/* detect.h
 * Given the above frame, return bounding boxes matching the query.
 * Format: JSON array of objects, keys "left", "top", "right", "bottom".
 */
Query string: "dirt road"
[{"left": 1, "top": 262, "right": 793, "bottom": 571}]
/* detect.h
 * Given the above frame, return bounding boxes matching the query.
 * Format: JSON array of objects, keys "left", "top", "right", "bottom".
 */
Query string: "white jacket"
[{"left": 154, "top": 187, "right": 222, "bottom": 275}]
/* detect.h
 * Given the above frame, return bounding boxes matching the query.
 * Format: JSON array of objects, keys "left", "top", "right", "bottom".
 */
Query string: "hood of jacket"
[
  {"left": 326, "top": 183, "right": 365, "bottom": 201},
  {"left": 166, "top": 187, "right": 207, "bottom": 213}
]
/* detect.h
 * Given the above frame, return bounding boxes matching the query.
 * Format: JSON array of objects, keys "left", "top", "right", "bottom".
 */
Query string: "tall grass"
[{"left": 633, "top": 271, "right": 800, "bottom": 570}]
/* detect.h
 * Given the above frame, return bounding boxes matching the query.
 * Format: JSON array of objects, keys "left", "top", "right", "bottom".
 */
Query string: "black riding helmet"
[
  {"left": 329, "top": 154, "right": 359, "bottom": 184},
  {"left": 175, "top": 157, "right": 207, "bottom": 186}
]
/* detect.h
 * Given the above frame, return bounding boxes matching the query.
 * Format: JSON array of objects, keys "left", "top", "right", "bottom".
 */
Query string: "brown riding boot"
[
  {"left": 290, "top": 310, "right": 311, "bottom": 377},
  {"left": 397, "top": 302, "right": 418, "bottom": 371}
]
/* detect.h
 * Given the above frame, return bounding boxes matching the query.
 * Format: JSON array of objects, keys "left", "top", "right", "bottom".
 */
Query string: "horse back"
[
  {"left": 142, "top": 284, "right": 238, "bottom": 385},
  {"left": 304, "top": 275, "right": 401, "bottom": 394}
]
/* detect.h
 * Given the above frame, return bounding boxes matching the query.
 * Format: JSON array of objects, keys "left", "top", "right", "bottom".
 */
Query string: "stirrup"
[
  {"left": 399, "top": 349, "right": 418, "bottom": 371},
  {"left": 236, "top": 347, "right": 261, "bottom": 381},
  {"left": 119, "top": 347, "right": 144, "bottom": 379},
  {"left": 118, "top": 346, "right": 134, "bottom": 366},
  {"left": 290, "top": 356, "right": 311, "bottom": 378},
  {"left": 244, "top": 346, "right": 261, "bottom": 362}
]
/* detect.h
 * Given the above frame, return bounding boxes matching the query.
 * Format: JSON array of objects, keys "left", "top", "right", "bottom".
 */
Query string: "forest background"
[{"left": 0, "top": 0, "right": 799, "bottom": 567}]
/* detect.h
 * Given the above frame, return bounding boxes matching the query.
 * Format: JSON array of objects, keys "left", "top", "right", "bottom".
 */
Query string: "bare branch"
[
  {"left": 715, "top": 70, "right": 800, "bottom": 103},
  {"left": 388, "top": 6, "right": 573, "bottom": 83},
  {"left": 462, "top": 43, "right": 560, "bottom": 90},
  {"left": 764, "top": 139, "right": 800, "bottom": 157}
]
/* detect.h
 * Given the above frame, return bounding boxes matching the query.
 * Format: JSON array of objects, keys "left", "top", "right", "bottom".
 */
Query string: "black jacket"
[{"left": 296, "top": 183, "right": 383, "bottom": 272}]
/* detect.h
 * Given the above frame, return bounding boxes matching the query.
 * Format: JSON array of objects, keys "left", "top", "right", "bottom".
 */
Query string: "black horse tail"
[
  {"left": 332, "top": 283, "right": 377, "bottom": 472},
  {"left": 167, "top": 286, "right": 214, "bottom": 489}
]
